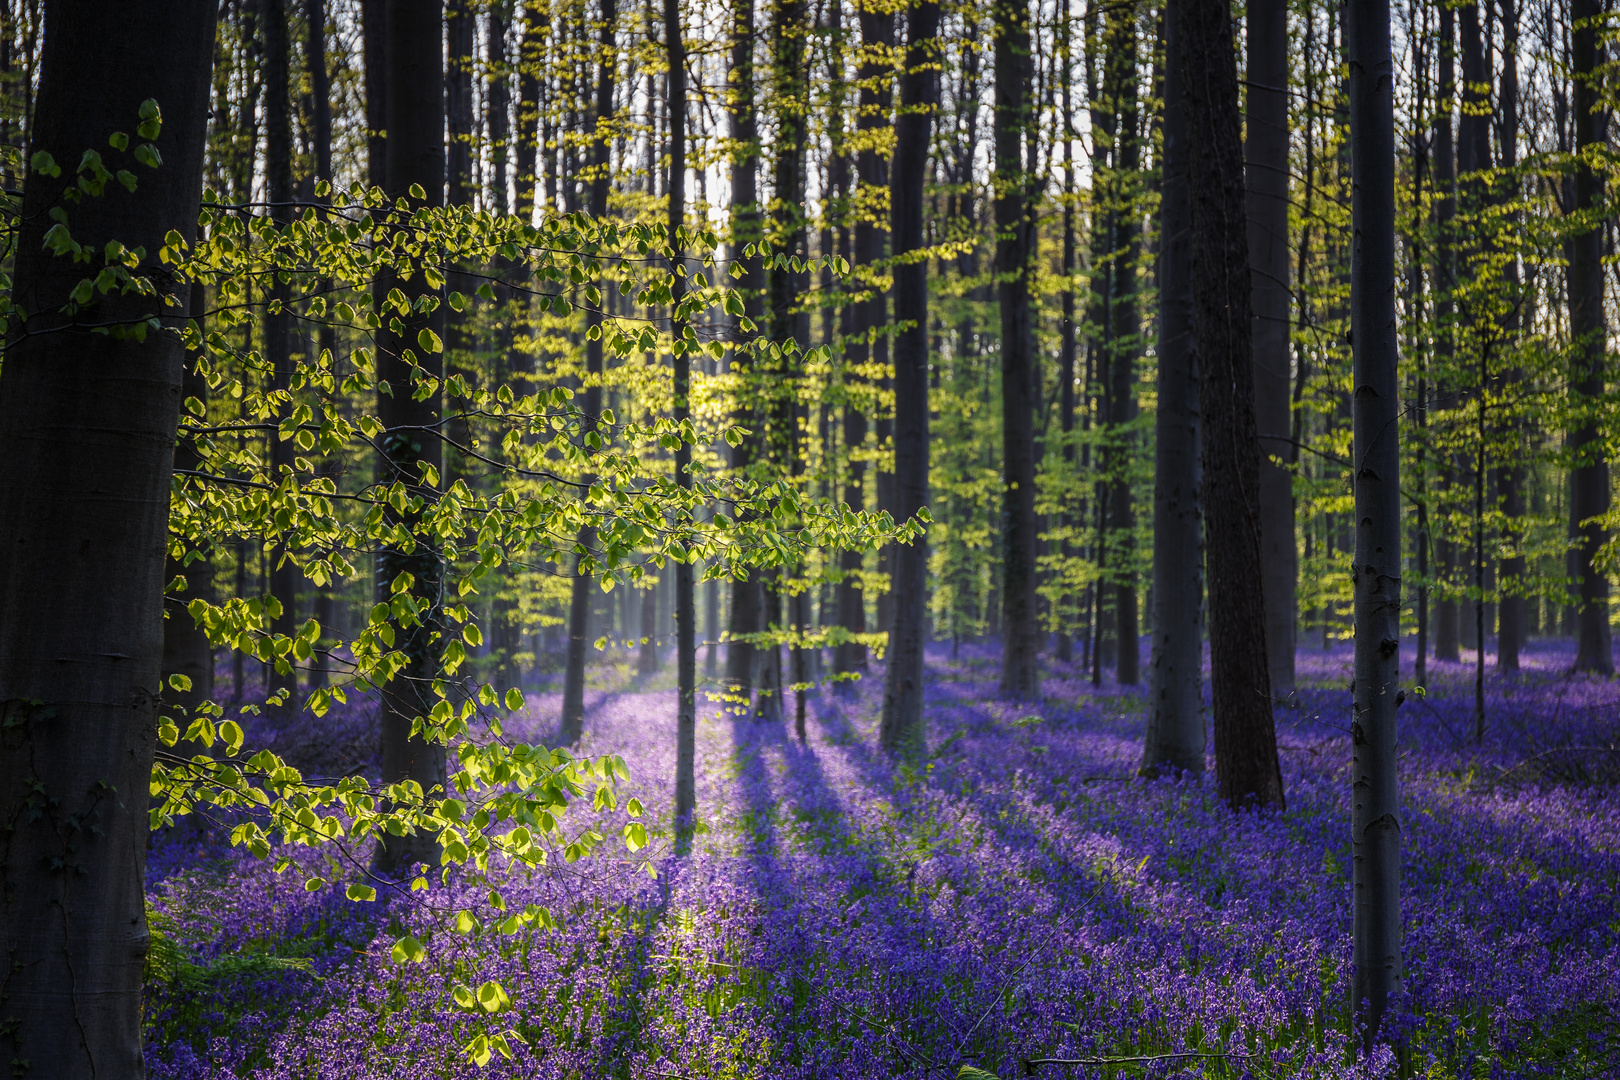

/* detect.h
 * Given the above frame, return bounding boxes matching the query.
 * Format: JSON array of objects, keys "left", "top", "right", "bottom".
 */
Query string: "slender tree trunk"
[
  {"left": 1105, "top": 5, "right": 1140, "bottom": 687},
  {"left": 362, "top": 0, "right": 388, "bottom": 189},
  {"left": 995, "top": 0, "right": 1039, "bottom": 699},
  {"left": 1143, "top": 0, "right": 1204, "bottom": 778},
  {"left": 0, "top": 4, "right": 215, "bottom": 1074},
  {"left": 1497, "top": 0, "right": 1524, "bottom": 671},
  {"left": 1247, "top": 0, "right": 1295, "bottom": 694},
  {"left": 881, "top": 0, "right": 940, "bottom": 754},
  {"left": 835, "top": 3, "right": 894, "bottom": 678},
  {"left": 1055, "top": 0, "right": 1077, "bottom": 665},
  {"left": 666, "top": 0, "right": 696, "bottom": 838},
  {"left": 1177, "top": 0, "right": 1282, "bottom": 810},
  {"left": 264, "top": 0, "right": 300, "bottom": 716},
  {"left": 725, "top": 0, "right": 765, "bottom": 701},
  {"left": 516, "top": 1, "right": 547, "bottom": 219},
  {"left": 1569, "top": 0, "right": 1611, "bottom": 673},
  {"left": 560, "top": 0, "right": 618, "bottom": 741},
  {"left": 1432, "top": 3, "right": 1459, "bottom": 663},
  {"left": 1347, "top": 0, "right": 1403, "bottom": 1044},
  {"left": 307, "top": 0, "right": 339, "bottom": 690},
  {"left": 374, "top": 0, "right": 448, "bottom": 876}
]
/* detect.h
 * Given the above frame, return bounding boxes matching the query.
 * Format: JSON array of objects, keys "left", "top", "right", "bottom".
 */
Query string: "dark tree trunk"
[
  {"left": 666, "top": 0, "right": 696, "bottom": 834},
  {"left": 374, "top": 0, "right": 448, "bottom": 876},
  {"left": 446, "top": 0, "right": 474, "bottom": 205},
  {"left": 1247, "top": 0, "right": 1295, "bottom": 694},
  {"left": 725, "top": 0, "right": 765, "bottom": 701},
  {"left": 1105, "top": 5, "right": 1140, "bottom": 687},
  {"left": 1497, "top": 0, "right": 1524, "bottom": 671},
  {"left": 560, "top": 0, "right": 618, "bottom": 741},
  {"left": 1143, "top": 0, "right": 1204, "bottom": 778},
  {"left": 1346, "top": 0, "right": 1403, "bottom": 1044},
  {"left": 1432, "top": 3, "right": 1459, "bottom": 664},
  {"left": 1569, "top": 0, "right": 1611, "bottom": 673},
  {"left": 834, "top": 3, "right": 894, "bottom": 678},
  {"left": 1055, "top": 0, "right": 1077, "bottom": 666},
  {"left": 307, "top": 0, "right": 338, "bottom": 691},
  {"left": 880, "top": 0, "right": 940, "bottom": 755},
  {"left": 0, "top": 4, "right": 215, "bottom": 1075},
  {"left": 995, "top": 0, "right": 1039, "bottom": 699},
  {"left": 1176, "top": 0, "right": 1282, "bottom": 810},
  {"left": 264, "top": 0, "right": 299, "bottom": 716},
  {"left": 362, "top": 0, "right": 388, "bottom": 189}
]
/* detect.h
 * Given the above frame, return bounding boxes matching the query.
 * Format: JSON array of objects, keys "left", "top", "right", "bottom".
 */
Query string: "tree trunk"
[
  {"left": 1055, "top": 0, "right": 1077, "bottom": 666},
  {"left": 1247, "top": 0, "right": 1295, "bottom": 695},
  {"left": 1346, "top": 0, "right": 1403, "bottom": 1044},
  {"left": 1496, "top": 0, "right": 1524, "bottom": 671},
  {"left": 724, "top": 0, "right": 764, "bottom": 702},
  {"left": 516, "top": 1, "right": 547, "bottom": 219},
  {"left": 1431, "top": 3, "right": 1458, "bottom": 664},
  {"left": 1569, "top": 0, "right": 1611, "bottom": 673},
  {"left": 1143, "top": 0, "right": 1204, "bottom": 778},
  {"left": 560, "top": 0, "right": 618, "bottom": 741},
  {"left": 264, "top": 0, "right": 300, "bottom": 716},
  {"left": 1177, "top": 0, "right": 1282, "bottom": 810},
  {"left": 0, "top": 4, "right": 215, "bottom": 1075},
  {"left": 1105, "top": 5, "right": 1140, "bottom": 687},
  {"left": 995, "top": 0, "right": 1039, "bottom": 699},
  {"left": 880, "top": 0, "right": 940, "bottom": 755},
  {"left": 165, "top": 284, "right": 217, "bottom": 724},
  {"left": 667, "top": 0, "right": 696, "bottom": 836},
  {"left": 834, "top": 3, "right": 894, "bottom": 679},
  {"left": 362, "top": 0, "right": 388, "bottom": 189},
  {"left": 374, "top": 0, "right": 448, "bottom": 876}
]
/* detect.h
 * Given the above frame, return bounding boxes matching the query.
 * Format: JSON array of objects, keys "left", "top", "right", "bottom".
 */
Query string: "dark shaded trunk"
[
  {"left": 1497, "top": 0, "right": 1524, "bottom": 671},
  {"left": 1569, "top": 0, "right": 1611, "bottom": 673},
  {"left": 995, "top": 0, "right": 1039, "bottom": 699},
  {"left": 1432, "top": 3, "right": 1458, "bottom": 664},
  {"left": 1177, "top": 0, "right": 1281, "bottom": 809},
  {"left": 264, "top": 0, "right": 299, "bottom": 716},
  {"left": 834, "top": 4, "right": 894, "bottom": 678},
  {"left": 1105, "top": 5, "right": 1140, "bottom": 687},
  {"left": 447, "top": 0, "right": 474, "bottom": 206},
  {"left": 374, "top": 0, "right": 448, "bottom": 876},
  {"left": 307, "top": 0, "right": 338, "bottom": 691},
  {"left": 1143, "top": 0, "right": 1204, "bottom": 777},
  {"left": 1055, "top": 0, "right": 1077, "bottom": 665},
  {"left": 0, "top": 3, "right": 215, "bottom": 1074},
  {"left": 667, "top": 0, "right": 696, "bottom": 833},
  {"left": 361, "top": 0, "right": 388, "bottom": 189},
  {"left": 725, "top": 0, "right": 765, "bottom": 701},
  {"left": 1346, "top": 0, "right": 1403, "bottom": 1044},
  {"left": 1247, "top": 0, "right": 1294, "bottom": 694},
  {"left": 560, "top": 0, "right": 618, "bottom": 741},
  {"left": 880, "top": 0, "right": 940, "bottom": 754}
]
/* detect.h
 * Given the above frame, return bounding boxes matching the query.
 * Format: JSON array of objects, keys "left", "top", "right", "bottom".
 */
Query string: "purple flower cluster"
[{"left": 145, "top": 641, "right": 1619, "bottom": 1078}]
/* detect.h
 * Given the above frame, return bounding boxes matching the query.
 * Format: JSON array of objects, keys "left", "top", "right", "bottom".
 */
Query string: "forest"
[{"left": 0, "top": 0, "right": 1616, "bottom": 1075}]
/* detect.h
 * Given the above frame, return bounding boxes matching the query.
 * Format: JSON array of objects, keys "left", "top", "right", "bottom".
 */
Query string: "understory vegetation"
[{"left": 144, "top": 643, "right": 1620, "bottom": 1079}]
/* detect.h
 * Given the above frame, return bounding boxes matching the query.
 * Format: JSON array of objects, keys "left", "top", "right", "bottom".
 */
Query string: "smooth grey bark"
[
  {"left": 880, "top": 0, "right": 940, "bottom": 755},
  {"left": 1431, "top": 3, "right": 1459, "bottom": 664},
  {"left": 667, "top": 0, "right": 696, "bottom": 838},
  {"left": 1346, "top": 0, "right": 1403, "bottom": 1045},
  {"left": 0, "top": 3, "right": 215, "bottom": 1075},
  {"left": 1104, "top": 5, "right": 1140, "bottom": 687},
  {"left": 560, "top": 0, "right": 618, "bottom": 741},
  {"left": 724, "top": 0, "right": 765, "bottom": 702},
  {"left": 1177, "top": 0, "right": 1282, "bottom": 810},
  {"left": 1246, "top": 0, "right": 1295, "bottom": 694},
  {"left": 1569, "top": 0, "right": 1611, "bottom": 674},
  {"left": 995, "top": 0, "right": 1040, "bottom": 699},
  {"left": 264, "top": 0, "right": 300, "bottom": 716},
  {"left": 516, "top": 2, "right": 546, "bottom": 219},
  {"left": 835, "top": 3, "right": 894, "bottom": 679},
  {"left": 1143, "top": 0, "right": 1204, "bottom": 778},
  {"left": 374, "top": 0, "right": 448, "bottom": 876}
]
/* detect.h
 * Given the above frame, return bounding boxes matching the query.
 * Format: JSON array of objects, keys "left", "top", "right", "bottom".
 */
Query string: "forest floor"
[{"left": 146, "top": 641, "right": 1620, "bottom": 1079}]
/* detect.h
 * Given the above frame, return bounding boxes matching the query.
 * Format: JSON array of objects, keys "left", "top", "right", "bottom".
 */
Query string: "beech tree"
[{"left": 0, "top": 1, "right": 217, "bottom": 1072}]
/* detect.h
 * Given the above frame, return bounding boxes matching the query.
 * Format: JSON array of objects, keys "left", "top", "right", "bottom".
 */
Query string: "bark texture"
[
  {"left": 995, "top": 0, "right": 1040, "bottom": 699},
  {"left": 0, "top": 3, "right": 216, "bottom": 1075},
  {"left": 1176, "top": 0, "right": 1282, "bottom": 810},
  {"left": 1346, "top": 0, "right": 1403, "bottom": 1043},
  {"left": 880, "top": 0, "right": 940, "bottom": 755},
  {"left": 1247, "top": 0, "right": 1295, "bottom": 694},
  {"left": 1569, "top": 0, "right": 1611, "bottom": 674},
  {"left": 1143, "top": 0, "right": 1204, "bottom": 778},
  {"left": 374, "top": 0, "right": 449, "bottom": 876}
]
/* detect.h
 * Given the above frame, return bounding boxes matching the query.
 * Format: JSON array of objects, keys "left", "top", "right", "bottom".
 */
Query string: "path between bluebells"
[{"left": 146, "top": 642, "right": 1620, "bottom": 1079}]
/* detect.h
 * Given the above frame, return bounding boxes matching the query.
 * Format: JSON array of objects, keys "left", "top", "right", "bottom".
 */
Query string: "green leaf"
[
  {"left": 958, "top": 1069, "right": 1001, "bottom": 1080},
  {"left": 220, "top": 719, "right": 245, "bottom": 754},
  {"left": 167, "top": 673, "right": 193, "bottom": 693},
  {"left": 346, "top": 883, "right": 378, "bottom": 902},
  {"left": 504, "top": 687, "right": 525, "bottom": 711},
  {"left": 476, "top": 979, "right": 511, "bottom": 1013},
  {"left": 390, "top": 935, "right": 427, "bottom": 963},
  {"left": 623, "top": 822, "right": 648, "bottom": 852},
  {"left": 418, "top": 328, "right": 444, "bottom": 354}
]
